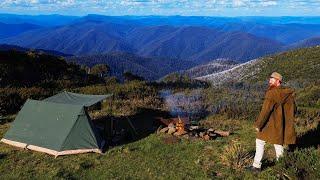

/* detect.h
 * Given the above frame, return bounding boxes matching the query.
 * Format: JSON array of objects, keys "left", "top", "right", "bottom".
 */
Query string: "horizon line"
[{"left": 1, "top": 13, "right": 320, "bottom": 18}]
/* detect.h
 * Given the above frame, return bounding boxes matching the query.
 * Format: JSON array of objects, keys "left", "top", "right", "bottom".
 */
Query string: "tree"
[
  {"left": 123, "top": 72, "right": 144, "bottom": 82},
  {"left": 90, "top": 64, "right": 110, "bottom": 77},
  {"left": 80, "top": 65, "right": 90, "bottom": 74}
]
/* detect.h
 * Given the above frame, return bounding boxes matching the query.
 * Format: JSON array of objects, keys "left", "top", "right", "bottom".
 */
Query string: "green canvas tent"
[
  {"left": 1, "top": 91, "right": 112, "bottom": 157},
  {"left": 43, "top": 91, "right": 112, "bottom": 106}
]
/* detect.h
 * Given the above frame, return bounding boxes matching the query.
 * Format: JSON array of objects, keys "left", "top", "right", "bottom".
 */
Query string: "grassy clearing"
[
  {"left": 3, "top": 114, "right": 319, "bottom": 179},
  {"left": 0, "top": 116, "right": 227, "bottom": 179},
  {"left": 0, "top": 115, "right": 249, "bottom": 179}
]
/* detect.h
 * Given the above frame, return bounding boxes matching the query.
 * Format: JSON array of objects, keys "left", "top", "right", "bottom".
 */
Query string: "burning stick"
[
  {"left": 176, "top": 116, "right": 185, "bottom": 131},
  {"left": 174, "top": 116, "right": 187, "bottom": 135}
]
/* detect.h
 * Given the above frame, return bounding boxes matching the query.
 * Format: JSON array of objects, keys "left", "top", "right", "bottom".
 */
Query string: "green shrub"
[
  {"left": 297, "top": 85, "right": 320, "bottom": 108},
  {"left": 247, "top": 47, "right": 320, "bottom": 84},
  {"left": 75, "top": 81, "right": 162, "bottom": 116},
  {"left": 0, "top": 87, "right": 53, "bottom": 116},
  {"left": 272, "top": 148, "right": 320, "bottom": 179},
  {"left": 203, "top": 85, "right": 263, "bottom": 120}
]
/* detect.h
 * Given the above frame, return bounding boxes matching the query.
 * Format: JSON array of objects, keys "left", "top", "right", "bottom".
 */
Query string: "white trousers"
[{"left": 252, "top": 139, "right": 284, "bottom": 168}]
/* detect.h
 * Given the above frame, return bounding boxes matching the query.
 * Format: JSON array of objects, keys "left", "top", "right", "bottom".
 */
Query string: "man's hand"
[{"left": 255, "top": 128, "right": 260, "bottom": 132}]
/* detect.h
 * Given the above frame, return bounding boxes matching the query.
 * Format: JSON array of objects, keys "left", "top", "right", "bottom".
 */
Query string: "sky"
[{"left": 0, "top": 0, "right": 320, "bottom": 16}]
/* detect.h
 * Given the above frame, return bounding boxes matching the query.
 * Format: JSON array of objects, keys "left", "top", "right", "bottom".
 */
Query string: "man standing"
[{"left": 248, "top": 72, "right": 297, "bottom": 172}]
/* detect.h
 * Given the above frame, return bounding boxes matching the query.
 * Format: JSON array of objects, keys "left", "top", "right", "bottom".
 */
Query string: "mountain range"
[
  {"left": 0, "top": 44, "right": 72, "bottom": 57},
  {"left": 67, "top": 52, "right": 196, "bottom": 81},
  {"left": 1, "top": 20, "right": 285, "bottom": 63},
  {"left": 0, "top": 22, "right": 42, "bottom": 39},
  {"left": 215, "top": 23, "right": 320, "bottom": 44},
  {"left": 0, "top": 14, "right": 79, "bottom": 27},
  {"left": 2, "top": 14, "right": 320, "bottom": 27},
  {"left": 286, "top": 37, "right": 320, "bottom": 50},
  {"left": 1, "top": 15, "right": 320, "bottom": 63},
  {"left": 1, "top": 14, "right": 320, "bottom": 80}
]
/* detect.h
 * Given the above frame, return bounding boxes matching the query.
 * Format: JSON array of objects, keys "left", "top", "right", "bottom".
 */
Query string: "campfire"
[
  {"left": 158, "top": 116, "right": 230, "bottom": 140},
  {"left": 158, "top": 90, "right": 230, "bottom": 140},
  {"left": 175, "top": 117, "right": 186, "bottom": 134}
]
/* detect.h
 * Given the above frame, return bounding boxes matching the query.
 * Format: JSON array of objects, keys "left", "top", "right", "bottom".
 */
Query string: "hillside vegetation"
[
  {"left": 246, "top": 46, "right": 320, "bottom": 83},
  {"left": 0, "top": 50, "right": 103, "bottom": 115},
  {"left": 198, "top": 46, "right": 320, "bottom": 85},
  {"left": 67, "top": 52, "right": 196, "bottom": 81},
  {"left": 0, "top": 50, "right": 99, "bottom": 88}
]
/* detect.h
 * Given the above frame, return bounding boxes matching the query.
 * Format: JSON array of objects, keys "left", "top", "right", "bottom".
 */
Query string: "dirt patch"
[{"left": 162, "top": 136, "right": 181, "bottom": 145}]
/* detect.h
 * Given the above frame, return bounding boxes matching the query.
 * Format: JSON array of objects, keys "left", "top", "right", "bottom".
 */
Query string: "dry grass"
[
  {"left": 199, "top": 115, "right": 242, "bottom": 132},
  {"left": 220, "top": 140, "right": 254, "bottom": 170}
]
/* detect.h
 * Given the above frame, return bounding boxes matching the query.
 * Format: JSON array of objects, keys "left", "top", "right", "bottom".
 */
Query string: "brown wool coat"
[{"left": 254, "top": 86, "right": 297, "bottom": 145}]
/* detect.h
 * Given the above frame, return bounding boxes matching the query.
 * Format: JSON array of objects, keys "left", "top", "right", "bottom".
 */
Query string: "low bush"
[
  {"left": 0, "top": 87, "right": 53, "bottom": 115},
  {"left": 272, "top": 148, "right": 320, "bottom": 179},
  {"left": 297, "top": 84, "right": 320, "bottom": 108}
]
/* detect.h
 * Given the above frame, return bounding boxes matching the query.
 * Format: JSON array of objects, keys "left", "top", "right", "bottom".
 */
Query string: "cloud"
[
  {"left": 0, "top": 0, "right": 319, "bottom": 16},
  {"left": 233, "top": 0, "right": 246, "bottom": 7},
  {"left": 1, "top": 0, "right": 75, "bottom": 7},
  {"left": 260, "top": 1, "right": 277, "bottom": 7}
]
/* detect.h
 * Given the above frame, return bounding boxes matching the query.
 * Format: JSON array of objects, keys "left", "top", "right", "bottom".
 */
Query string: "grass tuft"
[{"left": 220, "top": 140, "right": 254, "bottom": 170}]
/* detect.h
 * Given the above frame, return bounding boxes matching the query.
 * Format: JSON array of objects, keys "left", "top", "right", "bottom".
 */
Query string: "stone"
[
  {"left": 214, "top": 130, "right": 230, "bottom": 137},
  {"left": 173, "top": 130, "right": 188, "bottom": 136},
  {"left": 199, "top": 132, "right": 205, "bottom": 138},
  {"left": 168, "top": 123, "right": 175, "bottom": 128},
  {"left": 159, "top": 127, "right": 169, "bottom": 133},
  {"left": 167, "top": 127, "right": 176, "bottom": 135},
  {"left": 189, "top": 126, "right": 199, "bottom": 130},
  {"left": 203, "top": 134, "right": 210, "bottom": 141},
  {"left": 180, "top": 130, "right": 187, "bottom": 135},
  {"left": 173, "top": 132, "right": 180, "bottom": 136}
]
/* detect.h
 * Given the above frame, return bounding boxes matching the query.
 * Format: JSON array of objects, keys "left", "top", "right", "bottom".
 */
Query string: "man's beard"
[{"left": 269, "top": 83, "right": 277, "bottom": 88}]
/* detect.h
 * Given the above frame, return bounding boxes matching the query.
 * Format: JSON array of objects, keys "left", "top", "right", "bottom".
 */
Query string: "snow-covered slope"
[
  {"left": 196, "top": 58, "right": 263, "bottom": 85},
  {"left": 182, "top": 58, "right": 238, "bottom": 78}
]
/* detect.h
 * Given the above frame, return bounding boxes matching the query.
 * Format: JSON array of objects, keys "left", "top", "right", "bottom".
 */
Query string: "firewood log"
[{"left": 214, "top": 130, "right": 230, "bottom": 137}]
